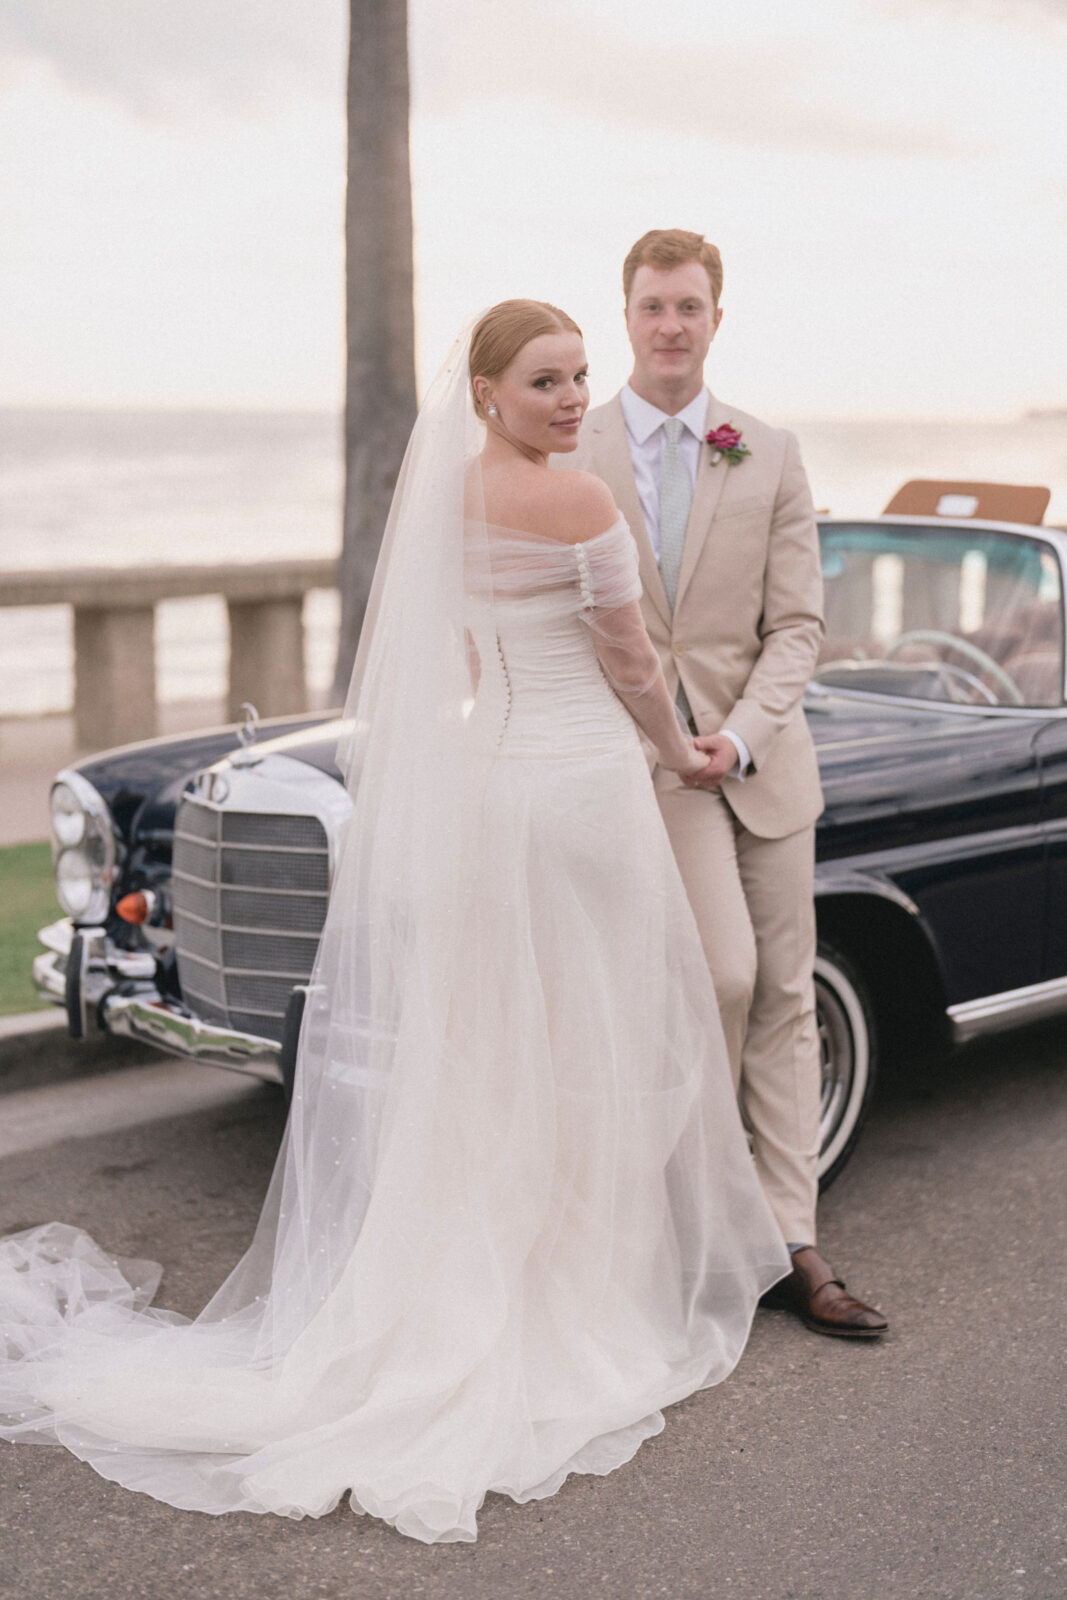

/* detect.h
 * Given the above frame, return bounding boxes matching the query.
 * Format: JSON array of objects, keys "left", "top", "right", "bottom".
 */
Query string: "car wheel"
[{"left": 815, "top": 945, "right": 877, "bottom": 1189}]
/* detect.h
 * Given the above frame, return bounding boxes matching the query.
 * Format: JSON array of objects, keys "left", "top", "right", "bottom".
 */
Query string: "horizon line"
[{"left": 1, "top": 401, "right": 1063, "bottom": 426}]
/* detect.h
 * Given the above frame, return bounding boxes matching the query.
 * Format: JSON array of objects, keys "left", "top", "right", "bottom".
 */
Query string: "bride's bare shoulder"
[{"left": 486, "top": 470, "right": 618, "bottom": 545}]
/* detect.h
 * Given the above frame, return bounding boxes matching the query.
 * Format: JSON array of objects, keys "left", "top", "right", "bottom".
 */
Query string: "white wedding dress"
[{"left": 0, "top": 514, "right": 788, "bottom": 1542}]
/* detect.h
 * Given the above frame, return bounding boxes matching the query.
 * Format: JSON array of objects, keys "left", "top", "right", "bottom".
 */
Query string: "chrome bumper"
[
  {"left": 33, "top": 920, "right": 74, "bottom": 1003},
  {"left": 101, "top": 990, "right": 283, "bottom": 1081},
  {"left": 33, "top": 922, "right": 282, "bottom": 1083}
]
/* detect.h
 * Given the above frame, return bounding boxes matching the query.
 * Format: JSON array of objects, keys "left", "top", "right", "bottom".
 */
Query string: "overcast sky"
[{"left": 1, "top": 0, "right": 1064, "bottom": 416}]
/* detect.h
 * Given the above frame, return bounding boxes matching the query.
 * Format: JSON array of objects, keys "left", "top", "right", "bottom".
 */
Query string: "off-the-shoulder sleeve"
[
  {"left": 571, "top": 524, "right": 658, "bottom": 696},
  {"left": 470, "top": 517, "right": 642, "bottom": 604},
  {"left": 572, "top": 524, "right": 642, "bottom": 613}
]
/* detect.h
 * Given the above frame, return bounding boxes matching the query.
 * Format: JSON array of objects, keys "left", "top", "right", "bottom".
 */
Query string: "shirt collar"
[{"left": 621, "top": 384, "right": 710, "bottom": 446}]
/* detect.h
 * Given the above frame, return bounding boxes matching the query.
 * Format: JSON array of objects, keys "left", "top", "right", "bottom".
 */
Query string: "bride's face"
[{"left": 488, "top": 332, "right": 590, "bottom": 455}]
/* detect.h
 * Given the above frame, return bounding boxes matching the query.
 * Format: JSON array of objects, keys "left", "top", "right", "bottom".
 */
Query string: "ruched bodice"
[
  {"left": 465, "top": 517, "right": 642, "bottom": 757},
  {"left": 468, "top": 587, "right": 636, "bottom": 756}
]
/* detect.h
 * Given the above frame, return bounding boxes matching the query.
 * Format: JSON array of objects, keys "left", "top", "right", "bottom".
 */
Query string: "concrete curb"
[
  {"left": 0, "top": 1059, "right": 264, "bottom": 1161},
  {"left": 0, "top": 1009, "right": 64, "bottom": 1042},
  {"left": 0, "top": 1008, "right": 156, "bottom": 1096}
]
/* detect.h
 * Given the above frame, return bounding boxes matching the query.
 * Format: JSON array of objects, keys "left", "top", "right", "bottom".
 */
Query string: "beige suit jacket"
[{"left": 567, "top": 392, "right": 825, "bottom": 838}]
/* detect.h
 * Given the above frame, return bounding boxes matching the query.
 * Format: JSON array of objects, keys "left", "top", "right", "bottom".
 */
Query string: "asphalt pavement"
[{"left": 0, "top": 1026, "right": 1064, "bottom": 1600}]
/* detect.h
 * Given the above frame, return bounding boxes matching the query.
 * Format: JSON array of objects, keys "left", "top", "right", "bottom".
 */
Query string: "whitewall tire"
[{"left": 814, "top": 945, "right": 877, "bottom": 1188}]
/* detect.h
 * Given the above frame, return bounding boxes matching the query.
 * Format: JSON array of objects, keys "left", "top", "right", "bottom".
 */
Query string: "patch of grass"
[{"left": 0, "top": 842, "right": 59, "bottom": 1016}]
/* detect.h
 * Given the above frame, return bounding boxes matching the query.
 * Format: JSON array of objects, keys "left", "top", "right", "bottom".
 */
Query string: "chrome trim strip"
[
  {"left": 172, "top": 905, "right": 322, "bottom": 938},
  {"left": 181, "top": 1000, "right": 287, "bottom": 1021},
  {"left": 872, "top": 514, "right": 1064, "bottom": 536},
  {"left": 100, "top": 991, "right": 282, "bottom": 1081},
  {"left": 168, "top": 906, "right": 218, "bottom": 930},
  {"left": 174, "top": 833, "right": 328, "bottom": 857},
  {"left": 813, "top": 871, "right": 921, "bottom": 918},
  {"left": 807, "top": 683, "right": 1065, "bottom": 720},
  {"left": 948, "top": 975, "right": 1067, "bottom": 1044},
  {"left": 172, "top": 948, "right": 223, "bottom": 973},
  {"left": 171, "top": 874, "right": 327, "bottom": 899},
  {"left": 181, "top": 960, "right": 312, "bottom": 982},
  {"left": 169, "top": 870, "right": 217, "bottom": 890}
]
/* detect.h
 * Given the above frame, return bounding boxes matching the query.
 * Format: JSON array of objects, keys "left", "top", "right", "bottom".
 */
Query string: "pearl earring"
[{"left": 487, "top": 403, "right": 497, "bottom": 417}]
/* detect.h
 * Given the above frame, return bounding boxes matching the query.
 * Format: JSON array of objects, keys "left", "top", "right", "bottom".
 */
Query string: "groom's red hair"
[{"left": 623, "top": 230, "right": 724, "bottom": 308}]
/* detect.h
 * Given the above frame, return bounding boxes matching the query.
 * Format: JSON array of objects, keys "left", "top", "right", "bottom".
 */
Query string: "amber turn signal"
[{"left": 116, "top": 890, "right": 155, "bottom": 924}]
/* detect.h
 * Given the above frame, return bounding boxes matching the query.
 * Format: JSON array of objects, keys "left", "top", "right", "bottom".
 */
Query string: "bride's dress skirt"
[{"left": 0, "top": 572, "right": 788, "bottom": 1543}]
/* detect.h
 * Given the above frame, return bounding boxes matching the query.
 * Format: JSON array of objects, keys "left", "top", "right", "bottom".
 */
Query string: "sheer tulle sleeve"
[{"left": 574, "top": 525, "right": 696, "bottom": 773}]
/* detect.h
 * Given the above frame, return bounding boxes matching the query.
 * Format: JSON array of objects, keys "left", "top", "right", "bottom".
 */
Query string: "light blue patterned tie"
[
  {"left": 657, "top": 417, "right": 694, "bottom": 723},
  {"left": 657, "top": 418, "right": 691, "bottom": 610}
]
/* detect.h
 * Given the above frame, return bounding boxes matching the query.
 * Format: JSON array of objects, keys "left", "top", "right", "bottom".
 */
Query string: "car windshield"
[{"left": 814, "top": 522, "right": 1064, "bottom": 708}]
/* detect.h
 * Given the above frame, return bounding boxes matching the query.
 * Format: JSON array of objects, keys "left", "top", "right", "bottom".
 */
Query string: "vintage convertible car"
[{"left": 33, "top": 491, "right": 1067, "bottom": 1185}]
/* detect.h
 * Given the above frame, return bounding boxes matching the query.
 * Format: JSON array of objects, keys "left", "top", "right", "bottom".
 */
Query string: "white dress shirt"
[{"left": 620, "top": 383, "right": 751, "bottom": 778}]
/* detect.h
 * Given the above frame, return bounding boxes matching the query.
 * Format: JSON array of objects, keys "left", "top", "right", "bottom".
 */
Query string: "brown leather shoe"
[{"left": 770, "top": 1246, "right": 888, "bottom": 1338}]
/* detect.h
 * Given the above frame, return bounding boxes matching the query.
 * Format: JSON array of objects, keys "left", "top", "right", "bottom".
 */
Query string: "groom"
[{"left": 567, "top": 229, "right": 886, "bottom": 1337}]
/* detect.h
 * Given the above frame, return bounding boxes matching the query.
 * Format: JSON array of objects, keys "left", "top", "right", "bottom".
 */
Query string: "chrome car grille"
[{"left": 172, "top": 794, "right": 329, "bottom": 1043}]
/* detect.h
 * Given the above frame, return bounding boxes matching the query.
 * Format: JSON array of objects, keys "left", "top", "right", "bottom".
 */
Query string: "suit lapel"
[
  {"left": 593, "top": 396, "right": 671, "bottom": 627},
  {"left": 674, "top": 391, "right": 729, "bottom": 612}
]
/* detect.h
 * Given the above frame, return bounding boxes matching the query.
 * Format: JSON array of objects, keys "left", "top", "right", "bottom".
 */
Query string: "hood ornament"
[{"left": 237, "top": 702, "right": 261, "bottom": 748}]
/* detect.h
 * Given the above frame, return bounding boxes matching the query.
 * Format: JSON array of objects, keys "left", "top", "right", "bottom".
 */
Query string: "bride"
[{"left": 0, "top": 301, "right": 789, "bottom": 1544}]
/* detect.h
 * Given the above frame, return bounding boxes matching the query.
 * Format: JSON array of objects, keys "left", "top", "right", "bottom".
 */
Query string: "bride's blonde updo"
[{"left": 469, "top": 299, "right": 583, "bottom": 421}]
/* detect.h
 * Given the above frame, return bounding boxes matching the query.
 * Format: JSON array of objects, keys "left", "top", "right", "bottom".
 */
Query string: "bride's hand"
[
  {"left": 674, "top": 742, "right": 715, "bottom": 782},
  {"left": 680, "top": 734, "right": 737, "bottom": 788}
]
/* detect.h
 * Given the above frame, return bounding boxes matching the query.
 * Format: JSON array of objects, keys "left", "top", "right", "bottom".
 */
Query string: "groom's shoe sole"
[
  {"left": 760, "top": 1291, "right": 888, "bottom": 1337},
  {"left": 796, "top": 1312, "right": 887, "bottom": 1338}
]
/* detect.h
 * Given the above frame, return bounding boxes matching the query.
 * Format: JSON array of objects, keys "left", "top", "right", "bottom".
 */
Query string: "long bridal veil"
[
  {"left": 0, "top": 320, "right": 497, "bottom": 1463},
  {"left": 0, "top": 319, "right": 788, "bottom": 1543},
  {"left": 0, "top": 323, "right": 493, "bottom": 1477}
]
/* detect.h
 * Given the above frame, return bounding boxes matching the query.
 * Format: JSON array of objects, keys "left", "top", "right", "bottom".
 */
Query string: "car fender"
[{"left": 813, "top": 866, "right": 951, "bottom": 1035}]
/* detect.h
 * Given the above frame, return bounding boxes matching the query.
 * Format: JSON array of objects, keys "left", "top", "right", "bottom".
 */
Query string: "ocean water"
[
  {"left": 0, "top": 409, "right": 342, "bottom": 718},
  {"left": 1, "top": 406, "right": 1064, "bottom": 718}
]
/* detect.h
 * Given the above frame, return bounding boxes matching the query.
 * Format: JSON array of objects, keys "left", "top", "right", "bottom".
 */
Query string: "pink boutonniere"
[{"left": 705, "top": 423, "right": 751, "bottom": 466}]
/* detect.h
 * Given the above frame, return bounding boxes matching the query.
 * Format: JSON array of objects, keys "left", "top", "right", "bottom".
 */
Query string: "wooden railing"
[{"left": 0, "top": 560, "right": 338, "bottom": 749}]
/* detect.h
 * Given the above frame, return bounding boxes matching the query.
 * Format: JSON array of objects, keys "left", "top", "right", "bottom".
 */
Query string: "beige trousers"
[{"left": 654, "top": 769, "right": 821, "bottom": 1246}]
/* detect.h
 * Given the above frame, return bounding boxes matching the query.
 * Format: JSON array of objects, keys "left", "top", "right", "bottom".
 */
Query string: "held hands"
[
  {"left": 674, "top": 742, "right": 714, "bottom": 782},
  {"left": 680, "top": 734, "right": 740, "bottom": 789}
]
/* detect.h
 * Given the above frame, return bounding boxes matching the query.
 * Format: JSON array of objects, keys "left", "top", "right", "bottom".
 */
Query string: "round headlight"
[
  {"left": 51, "top": 782, "right": 87, "bottom": 848},
  {"left": 49, "top": 770, "right": 117, "bottom": 924},
  {"left": 55, "top": 847, "right": 97, "bottom": 918}
]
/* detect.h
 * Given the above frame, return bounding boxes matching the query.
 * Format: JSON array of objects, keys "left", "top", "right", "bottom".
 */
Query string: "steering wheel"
[
  {"left": 883, "top": 629, "right": 1024, "bottom": 706},
  {"left": 930, "top": 661, "right": 1000, "bottom": 706}
]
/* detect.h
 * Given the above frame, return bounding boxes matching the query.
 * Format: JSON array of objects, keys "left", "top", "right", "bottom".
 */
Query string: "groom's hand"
[{"left": 681, "top": 734, "right": 738, "bottom": 788}]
